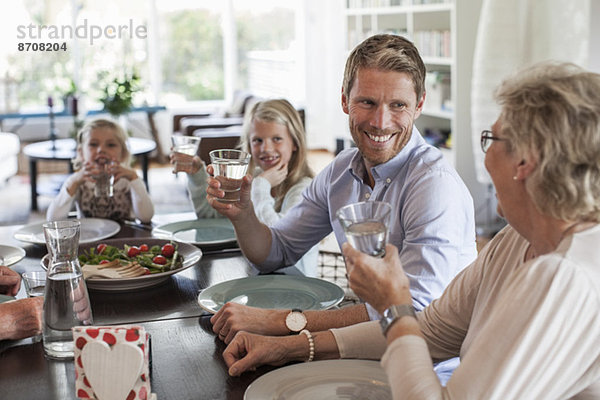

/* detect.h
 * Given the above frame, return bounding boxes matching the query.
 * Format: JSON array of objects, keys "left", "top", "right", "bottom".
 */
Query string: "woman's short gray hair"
[{"left": 496, "top": 61, "right": 600, "bottom": 222}]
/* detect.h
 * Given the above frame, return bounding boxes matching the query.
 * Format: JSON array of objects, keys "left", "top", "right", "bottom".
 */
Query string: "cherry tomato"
[
  {"left": 99, "top": 260, "right": 110, "bottom": 265},
  {"left": 143, "top": 268, "right": 151, "bottom": 275},
  {"left": 127, "top": 246, "right": 141, "bottom": 258},
  {"left": 139, "top": 244, "right": 149, "bottom": 252},
  {"left": 153, "top": 255, "right": 167, "bottom": 265},
  {"left": 96, "top": 243, "right": 107, "bottom": 254},
  {"left": 161, "top": 244, "right": 175, "bottom": 257}
]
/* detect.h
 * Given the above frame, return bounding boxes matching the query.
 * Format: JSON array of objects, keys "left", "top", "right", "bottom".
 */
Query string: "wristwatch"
[
  {"left": 380, "top": 304, "right": 416, "bottom": 335},
  {"left": 285, "top": 309, "right": 307, "bottom": 333}
]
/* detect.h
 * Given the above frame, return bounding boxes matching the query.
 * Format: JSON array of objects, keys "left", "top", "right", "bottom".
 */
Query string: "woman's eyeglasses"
[{"left": 480, "top": 130, "right": 505, "bottom": 153}]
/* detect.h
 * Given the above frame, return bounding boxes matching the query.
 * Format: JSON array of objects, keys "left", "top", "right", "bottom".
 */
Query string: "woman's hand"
[
  {"left": 342, "top": 243, "right": 412, "bottom": 314},
  {"left": 223, "top": 331, "right": 303, "bottom": 376},
  {"left": 0, "top": 266, "right": 21, "bottom": 296},
  {"left": 258, "top": 161, "right": 288, "bottom": 187},
  {"left": 169, "top": 152, "right": 203, "bottom": 175}
]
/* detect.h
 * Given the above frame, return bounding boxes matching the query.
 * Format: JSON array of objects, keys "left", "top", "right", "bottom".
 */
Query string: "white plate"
[
  {"left": 152, "top": 218, "right": 236, "bottom": 247},
  {"left": 244, "top": 360, "right": 391, "bottom": 400},
  {"left": 0, "top": 245, "right": 26, "bottom": 267},
  {"left": 14, "top": 218, "right": 121, "bottom": 245},
  {"left": 152, "top": 218, "right": 237, "bottom": 246},
  {"left": 42, "top": 238, "right": 202, "bottom": 291},
  {"left": 198, "top": 275, "right": 345, "bottom": 313}
]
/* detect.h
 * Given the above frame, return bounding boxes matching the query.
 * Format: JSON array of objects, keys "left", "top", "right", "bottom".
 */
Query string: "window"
[
  {"left": 157, "top": 0, "right": 303, "bottom": 106},
  {"left": 0, "top": 0, "right": 304, "bottom": 113},
  {"left": 0, "top": 0, "right": 150, "bottom": 112},
  {"left": 157, "top": 0, "right": 225, "bottom": 104},
  {"left": 234, "top": 0, "right": 303, "bottom": 102}
]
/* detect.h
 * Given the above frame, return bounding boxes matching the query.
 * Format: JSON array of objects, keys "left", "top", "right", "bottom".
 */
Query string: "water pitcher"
[{"left": 42, "top": 220, "right": 93, "bottom": 360}]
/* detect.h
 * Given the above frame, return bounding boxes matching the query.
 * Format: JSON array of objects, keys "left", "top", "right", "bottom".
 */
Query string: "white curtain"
[{"left": 471, "top": 0, "right": 590, "bottom": 184}]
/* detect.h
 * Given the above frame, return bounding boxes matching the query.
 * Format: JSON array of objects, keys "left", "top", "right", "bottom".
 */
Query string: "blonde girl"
[
  {"left": 47, "top": 118, "right": 154, "bottom": 223},
  {"left": 171, "top": 99, "right": 318, "bottom": 275}
]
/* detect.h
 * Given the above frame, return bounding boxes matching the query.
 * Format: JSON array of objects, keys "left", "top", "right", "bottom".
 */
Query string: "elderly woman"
[{"left": 221, "top": 61, "right": 600, "bottom": 398}]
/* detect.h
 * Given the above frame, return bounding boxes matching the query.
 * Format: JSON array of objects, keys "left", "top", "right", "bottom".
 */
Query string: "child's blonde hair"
[
  {"left": 73, "top": 118, "right": 131, "bottom": 170},
  {"left": 240, "top": 99, "right": 313, "bottom": 211}
]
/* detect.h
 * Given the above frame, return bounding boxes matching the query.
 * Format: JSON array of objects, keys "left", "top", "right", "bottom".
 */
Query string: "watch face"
[{"left": 285, "top": 311, "right": 307, "bottom": 332}]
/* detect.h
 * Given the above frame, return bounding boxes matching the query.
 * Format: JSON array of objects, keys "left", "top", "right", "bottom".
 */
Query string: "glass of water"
[
  {"left": 94, "top": 159, "right": 115, "bottom": 197},
  {"left": 172, "top": 135, "right": 201, "bottom": 172},
  {"left": 42, "top": 220, "right": 93, "bottom": 360},
  {"left": 209, "top": 149, "right": 251, "bottom": 202},
  {"left": 336, "top": 201, "right": 393, "bottom": 258},
  {"left": 21, "top": 271, "right": 46, "bottom": 297}
]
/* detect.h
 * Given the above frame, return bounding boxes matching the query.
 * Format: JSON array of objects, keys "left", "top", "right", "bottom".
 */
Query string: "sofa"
[
  {"left": 172, "top": 91, "right": 260, "bottom": 136},
  {"left": 0, "top": 132, "right": 20, "bottom": 185}
]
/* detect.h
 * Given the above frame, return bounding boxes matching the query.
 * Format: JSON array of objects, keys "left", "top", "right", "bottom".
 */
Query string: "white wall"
[
  {"left": 590, "top": 0, "right": 600, "bottom": 73},
  {"left": 302, "top": 0, "right": 349, "bottom": 152}
]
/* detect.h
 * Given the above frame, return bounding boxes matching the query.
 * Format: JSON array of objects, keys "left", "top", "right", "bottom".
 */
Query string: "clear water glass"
[
  {"left": 337, "top": 201, "right": 393, "bottom": 258},
  {"left": 209, "top": 149, "right": 251, "bottom": 202},
  {"left": 94, "top": 159, "right": 115, "bottom": 197},
  {"left": 172, "top": 135, "right": 201, "bottom": 170},
  {"left": 42, "top": 220, "right": 93, "bottom": 360},
  {"left": 22, "top": 271, "right": 46, "bottom": 297}
]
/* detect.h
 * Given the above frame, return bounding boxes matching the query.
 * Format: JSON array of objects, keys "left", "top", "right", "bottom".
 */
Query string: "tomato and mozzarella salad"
[{"left": 79, "top": 242, "right": 183, "bottom": 274}]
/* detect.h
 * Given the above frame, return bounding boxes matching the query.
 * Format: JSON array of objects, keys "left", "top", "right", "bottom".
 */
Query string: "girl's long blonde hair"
[{"left": 240, "top": 99, "right": 313, "bottom": 211}]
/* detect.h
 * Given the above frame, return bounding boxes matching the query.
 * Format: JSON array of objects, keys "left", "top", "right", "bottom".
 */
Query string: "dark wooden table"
[
  {"left": 0, "top": 222, "right": 282, "bottom": 399},
  {"left": 23, "top": 137, "right": 156, "bottom": 211}
]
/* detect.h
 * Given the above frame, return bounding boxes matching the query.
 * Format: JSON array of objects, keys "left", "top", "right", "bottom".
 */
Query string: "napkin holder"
[{"left": 73, "top": 325, "right": 156, "bottom": 400}]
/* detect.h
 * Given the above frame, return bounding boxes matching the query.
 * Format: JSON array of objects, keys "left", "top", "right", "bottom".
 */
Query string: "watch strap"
[{"left": 380, "top": 304, "right": 416, "bottom": 336}]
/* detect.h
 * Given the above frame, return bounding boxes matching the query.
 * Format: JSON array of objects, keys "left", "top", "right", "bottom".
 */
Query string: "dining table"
[{"left": 0, "top": 218, "right": 301, "bottom": 400}]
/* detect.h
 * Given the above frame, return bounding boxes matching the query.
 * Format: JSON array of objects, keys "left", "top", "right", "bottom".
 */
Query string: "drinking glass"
[
  {"left": 209, "top": 149, "right": 251, "bottom": 202},
  {"left": 172, "top": 135, "right": 201, "bottom": 171},
  {"left": 22, "top": 271, "right": 46, "bottom": 297},
  {"left": 94, "top": 159, "right": 115, "bottom": 197},
  {"left": 336, "top": 201, "right": 393, "bottom": 258},
  {"left": 42, "top": 220, "right": 93, "bottom": 360}
]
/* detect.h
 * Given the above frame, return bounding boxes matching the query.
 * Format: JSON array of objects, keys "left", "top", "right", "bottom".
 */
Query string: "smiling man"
[{"left": 206, "top": 34, "right": 476, "bottom": 383}]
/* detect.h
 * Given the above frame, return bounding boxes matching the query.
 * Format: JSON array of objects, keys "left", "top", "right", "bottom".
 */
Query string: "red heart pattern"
[{"left": 73, "top": 325, "right": 151, "bottom": 400}]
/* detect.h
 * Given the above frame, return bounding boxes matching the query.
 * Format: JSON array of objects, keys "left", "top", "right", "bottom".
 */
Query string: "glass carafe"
[{"left": 42, "top": 220, "right": 93, "bottom": 360}]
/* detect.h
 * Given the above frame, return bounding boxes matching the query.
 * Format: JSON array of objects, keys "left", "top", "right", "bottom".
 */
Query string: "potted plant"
[{"left": 99, "top": 71, "right": 140, "bottom": 117}]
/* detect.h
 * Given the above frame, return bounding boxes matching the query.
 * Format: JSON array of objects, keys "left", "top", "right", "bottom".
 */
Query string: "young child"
[
  {"left": 170, "top": 99, "right": 318, "bottom": 276},
  {"left": 47, "top": 118, "right": 154, "bottom": 223}
]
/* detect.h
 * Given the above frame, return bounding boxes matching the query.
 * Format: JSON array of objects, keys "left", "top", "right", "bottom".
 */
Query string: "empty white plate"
[
  {"left": 14, "top": 218, "right": 121, "bottom": 245},
  {"left": 245, "top": 359, "right": 391, "bottom": 400},
  {"left": 0, "top": 245, "right": 26, "bottom": 267}
]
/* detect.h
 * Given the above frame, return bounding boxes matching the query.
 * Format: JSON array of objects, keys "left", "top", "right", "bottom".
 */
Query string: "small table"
[{"left": 23, "top": 137, "right": 156, "bottom": 211}]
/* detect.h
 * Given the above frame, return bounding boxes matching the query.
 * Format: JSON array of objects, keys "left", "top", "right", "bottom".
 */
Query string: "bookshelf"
[{"left": 344, "top": 0, "right": 461, "bottom": 165}]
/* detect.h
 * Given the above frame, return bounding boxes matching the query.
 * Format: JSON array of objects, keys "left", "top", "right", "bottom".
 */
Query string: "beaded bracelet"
[{"left": 300, "top": 329, "right": 314, "bottom": 362}]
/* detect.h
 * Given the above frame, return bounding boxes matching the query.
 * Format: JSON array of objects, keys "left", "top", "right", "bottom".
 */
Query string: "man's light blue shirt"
[{"left": 261, "top": 128, "right": 477, "bottom": 313}]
